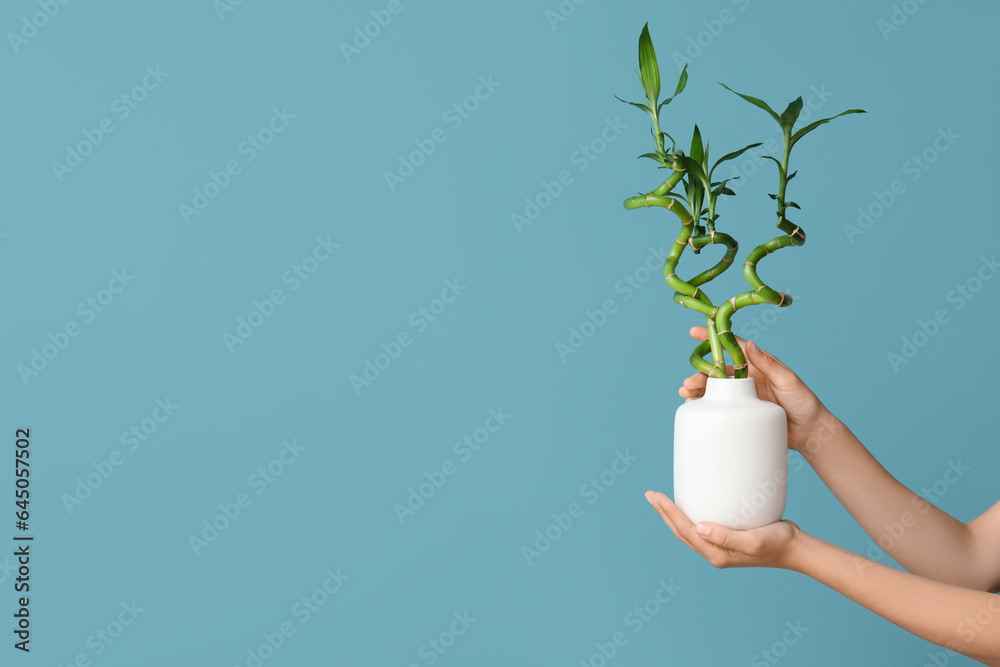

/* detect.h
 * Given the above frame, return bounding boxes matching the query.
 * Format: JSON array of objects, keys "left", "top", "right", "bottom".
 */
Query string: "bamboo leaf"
[
  {"left": 615, "top": 94, "right": 652, "bottom": 115},
  {"left": 709, "top": 142, "right": 763, "bottom": 179},
  {"left": 761, "top": 155, "right": 785, "bottom": 178},
  {"left": 682, "top": 171, "right": 705, "bottom": 228},
  {"left": 690, "top": 125, "right": 704, "bottom": 164},
  {"left": 790, "top": 109, "right": 866, "bottom": 147},
  {"left": 786, "top": 201, "right": 801, "bottom": 209},
  {"left": 661, "top": 130, "right": 676, "bottom": 151},
  {"left": 676, "top": 155, "right": 710, "bottom": 191},
  {"left": 638, "top": 23, "right": 660, "bottom": 105},
  {"left": 780, "top": 97, "right": 804, "bottom": 131},
  {"left": 718, "top": 83, "right": 780, "bottom": 124},
  {"left": 711, "top": 177, "right": 738, "bottom": 188},
  {"left": 656, "top": 65, "right": 688, "bottom": 112},
  {"left": 674, "top": 64, "right": 688, "bottom": 97}
]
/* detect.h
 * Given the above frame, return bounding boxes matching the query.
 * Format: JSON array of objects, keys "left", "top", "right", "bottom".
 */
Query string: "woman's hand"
[
  {"left": 645, "top": 490, "right": 802, "bottom": 569},
  {"left": 678, "top": 327, "right": 829, "bottom": 452},
  {"left": 646, "top": 491, "right": 1000, "bottom": 663}
]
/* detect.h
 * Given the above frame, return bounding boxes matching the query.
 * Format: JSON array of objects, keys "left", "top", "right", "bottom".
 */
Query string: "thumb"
[
  {"left": 744, "top": 340, "right": 786, "bottom": 378},
  {"left": 694, "top": 522, "right": 751, "bottom": 552}
]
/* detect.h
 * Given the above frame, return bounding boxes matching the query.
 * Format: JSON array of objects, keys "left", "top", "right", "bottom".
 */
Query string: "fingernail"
[
  {"left": 695, "top": 523, "right": 711, "bottom": 537},
  {"left": 644, "top": 491, "right": 654, "bottom": 503}
]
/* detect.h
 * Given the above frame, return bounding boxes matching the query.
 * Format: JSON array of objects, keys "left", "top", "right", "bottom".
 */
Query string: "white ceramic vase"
[{"left": 673, "top": 377, "right": 788, "bottom": 530}]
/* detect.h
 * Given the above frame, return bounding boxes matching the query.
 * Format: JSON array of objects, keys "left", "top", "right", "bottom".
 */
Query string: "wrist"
[
  {"left": 779, "top": 525, "right": 819, "bottom": 573},
  {"left": 796, "top": 407, "right": 842, "bottom": 460}
]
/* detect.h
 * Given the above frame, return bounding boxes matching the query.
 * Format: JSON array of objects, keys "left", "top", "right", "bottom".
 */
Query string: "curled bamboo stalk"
[{"left": 625, "top": 189, "right": 739, "bottom": 378}]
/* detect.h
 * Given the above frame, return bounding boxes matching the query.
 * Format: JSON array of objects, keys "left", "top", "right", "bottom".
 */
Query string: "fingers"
[
  {"left": 693, "top": 328, "right": 797, "bottom": 387},
  {"left": 645, "top": 493, "right": 764, "bottom": 567},
  {"left": 645, "top": 491, "right": 699, "bottom": 551},
  {"left": 682, "top": 374, "right": 706, "bottom": 389},
  {"left": 744, "top": 340, "right": 798, "bottom": 385},
  {"left": 697, "top": 522, "right": 774, "bottom": 561},
  {"left": 645, "top": 491, "right": 700, "bottom": 542},
  {"left": 689, "top": 326, "right": 708, "bottom": 342},
  {"left": 645, "top": 491, "right": 679, "bottom": 535},
  {"left": 693, "top": 522, "right": 756, "bottom": 553},
  {"left": 689, "top": 326, "right": 793, "bottom": 383},
  {"left": 678, "top": 373, "right": 706, "bottom": 399}
]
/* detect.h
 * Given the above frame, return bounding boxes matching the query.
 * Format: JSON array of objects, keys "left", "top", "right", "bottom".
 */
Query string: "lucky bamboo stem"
[
  {"left": 714, "top": 131, "right": 800, "bottom": 378},
  {"left": 624, "top": 168, "right": 738, "bottom": 378}
]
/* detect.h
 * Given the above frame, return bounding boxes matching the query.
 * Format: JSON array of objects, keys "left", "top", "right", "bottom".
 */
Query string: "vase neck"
[{"left": 703, "top": 377, "right": 757, "bottom": 400}]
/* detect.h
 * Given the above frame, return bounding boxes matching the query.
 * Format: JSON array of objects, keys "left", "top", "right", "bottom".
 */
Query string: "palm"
[
  {"left": 704, "top": 520, "right": 799, "bottom": 567},
  {"left": 645, "top": 491, "right": 801, "bottom": 569}
]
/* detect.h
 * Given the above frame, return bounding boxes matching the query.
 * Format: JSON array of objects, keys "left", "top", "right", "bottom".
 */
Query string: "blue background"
[{"left": 2, "top": 0, "right": 997, "bottom": 665}]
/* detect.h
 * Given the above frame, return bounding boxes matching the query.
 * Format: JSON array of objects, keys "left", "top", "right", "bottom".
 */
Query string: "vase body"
[{"left": 673, "top": 377, "right": 787, "bottom": 530}]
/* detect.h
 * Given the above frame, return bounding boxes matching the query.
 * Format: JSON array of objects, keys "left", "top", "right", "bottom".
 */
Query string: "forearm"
[
  {"left": 786, "top": 531, "right": 1000, "bottom": 665},
  {"left": 800, "top": 410, "right": 984, "bottom": 588}
]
